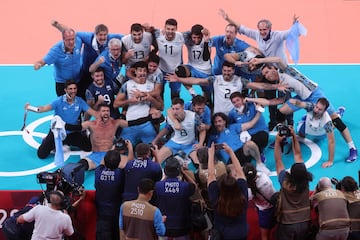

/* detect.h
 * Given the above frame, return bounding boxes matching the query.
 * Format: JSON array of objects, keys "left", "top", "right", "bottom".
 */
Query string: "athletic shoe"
[
  {"left": 345, "top": 148, "right": 358, "bottom": 163},
  {"left": 337, "top": 106, "right": 346, "bottom": 118},
  {"left": 260, "top": 153, "right": 266, "bottom": 163},
  {"left": 256, "top": 162, "right": 271, "bottom": 175}
]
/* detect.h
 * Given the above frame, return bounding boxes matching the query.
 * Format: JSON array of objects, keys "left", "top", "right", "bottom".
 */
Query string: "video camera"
[{"left": 37, "top": 162, "right": 85, "bottom": 196}]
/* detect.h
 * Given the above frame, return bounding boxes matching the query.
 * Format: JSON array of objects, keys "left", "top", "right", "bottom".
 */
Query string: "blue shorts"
[
  {"left": 162, "top": 70, "right": 182, "bottom": 94},
  {"left": 165, "top": 140, "right": 197, "bottom": 155},
  {"left": 86, "top": 152, "right": 106, "bottom": 167},
  {"left": 120, "top": 121, "right": 156, "bottom": 146},
  {"left": 285, "top": 87, "right": 336, "bottom": 115},
  {"left": 186, "top": 65, "right": 212, "bottom": 93},
  {"left": 258, "top": 207, "right": 277, "bottom": 229}
]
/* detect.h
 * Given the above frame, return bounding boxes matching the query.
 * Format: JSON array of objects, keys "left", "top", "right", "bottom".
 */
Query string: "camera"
[
  {"left": 37, "top": 163, "right": 85, "bottom": 196},
  {"left": 277, "top": 124, "right": 292, "bottom": 137},
  {"left": 114, "top": 137, "right": 127, "bottom": 152},
  {"left": 173, "top": 150, "right": 187, "bottom": 168},
  {"left": 331, "top": 177, "right": 342, "bottom": 190},
  {"left": 214, "top": 143, "right": 224, "bottom": 150}
]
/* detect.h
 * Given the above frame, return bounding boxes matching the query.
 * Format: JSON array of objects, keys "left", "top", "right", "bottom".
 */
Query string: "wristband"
[{"left": 27, "top": 105, "right": 40, "bottom": 112}]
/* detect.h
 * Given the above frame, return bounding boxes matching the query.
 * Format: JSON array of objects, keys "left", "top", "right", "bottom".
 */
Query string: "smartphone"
[{"left": 214, "top": 143, "right": 224, "bottom": 150}]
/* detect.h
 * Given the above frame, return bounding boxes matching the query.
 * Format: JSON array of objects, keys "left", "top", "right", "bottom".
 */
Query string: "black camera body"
[
  {"left": 37, "top": 163, "right": 85, "bottom": 196},
  {"left": 278, "top": 124, "right": 292, "bottom": 137},
  {"left": 114, "top": 137, "right": 127, "bottom": 152},
  {"left": 331, "top": 177, "right": 342, "bottom": 190}
]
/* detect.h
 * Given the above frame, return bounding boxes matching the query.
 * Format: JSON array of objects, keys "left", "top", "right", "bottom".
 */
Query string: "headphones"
[{"left": 47, "top": 190, "right": 66, "bottom": 209}]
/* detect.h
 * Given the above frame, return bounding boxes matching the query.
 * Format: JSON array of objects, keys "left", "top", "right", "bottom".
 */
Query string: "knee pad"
[
  {"left": 332, "top": 117, "right": 347, "bottom": 132},
  {"left": 276, "top": 109, "right": 286, "bottom": 123},
  {"left": 78, "top": 159, "right": 89, "bottom": 171}
]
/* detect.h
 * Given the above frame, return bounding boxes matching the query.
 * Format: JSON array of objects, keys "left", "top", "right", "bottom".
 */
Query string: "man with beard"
[
  {"left": 89, "top": 38, "right": 124, "bottom": 91},
  {"left": 25, "top": 80, "right": 98, "bottom": 159},
  {"left": 289, "top": 98, "right": 337, "bottom": 168},
  {"left": 248, "top": 56, "right": 358, "bottom": 163},
  {"left": 77, "top": 104, "right": 131, "bottom": 171},
  {"left": 51, "top": 21, "right": 123, "bottom": 99},
  {"left": 152, "top": 97, "right": 206, "bottom": 166},
  {"left": 166, "top": 61, "right": 286, "bottom": 115},
  {"left": 153, "top": 18, "right": 185, "bottom": 99},
  {"left": 114, "top": 61, "right": 163, "bottom": 146},
  {"left": 85, "top": 67, "right": 121, "bottom": 120},
  {"left": 121, "top": 23, "right": 156, "bottom": 70}
]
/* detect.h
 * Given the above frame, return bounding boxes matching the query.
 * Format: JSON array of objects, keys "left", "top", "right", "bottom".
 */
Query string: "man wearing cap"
[
  {"left": 274, "top": 128, "right": 313, "bottom": 240},
  {"left": 155, "top": 157, "right": 196, "bottom": 238},
  {"left": 122, "top": 143, "right": 163, "bottom": 203}
]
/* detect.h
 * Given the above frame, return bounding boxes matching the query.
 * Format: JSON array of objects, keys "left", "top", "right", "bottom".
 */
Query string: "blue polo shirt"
[
  {"left": 210, "top": 36, "right": 249, "bottom": 75},
  {"left": 184, "top": 102, "right": 211, "bottom": 126},
  {"left": 94, "top": 49, "right": 122, "bottom": 82},
  {"left": 77, "top": 32, "right": 123, "bottom": 72},
  {"left": 50, "top": 95, "right": 89, "bottom": 125},
  {"left": 207, "top": 123, "right": 244, "bottom": 164},
  {"left": 228, "top": 102, "right": 268, "bottom": 135},
  {"left": 43, "top": 38, "right": 83, "bottom": 83}
]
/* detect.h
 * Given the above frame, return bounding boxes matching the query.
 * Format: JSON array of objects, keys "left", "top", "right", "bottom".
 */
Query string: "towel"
[
  {"left": 286, "top": 22, "right": 307, "bottom": 65},
  {"left": 51, "top": 115, "right": 67, "bottom": 167}
]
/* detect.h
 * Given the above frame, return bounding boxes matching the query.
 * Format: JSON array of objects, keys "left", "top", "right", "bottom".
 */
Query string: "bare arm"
[
  {"left": 25, "top": 103, "right": 52, "bottom": 113},
  {"left": 166, "top": 74, "right": 209, "bottom": 86},
  {"left": 89, "top": 56, "right": 105, "bottom": 73},
  {"left": 288, "top": 99, "right": 307, "bottom": 109},
  {"left": 223, "top": 143, "right": 245, "bottom": 180},
  {"left": 290, "top": 128, "right": 304, "bottom": 163},
  {"left": 51, "top": 20, "right": 69, "bottom": 32},
  {"left": 240, "top": 111, "right": 261, "bottom": 131},
  {"left": 246, "top": 81, "right": 288, "bottom": 93},
  {"left": 34, "top": 60, "right": 46, "bottom": 70},
  {"left": 274, "top": 133, "right": 286, "bottom": 175},
  {"left": 250, "top": 57, "right": 288, "bottom": 70},
  {"left": 207, "top": 143, "right": 216, "bottom": 186},
  {"left": 113, "top": 92, "right": 137, "bottom": 109},
  {"left": 218, "top": 9, "right": 241, "bottom": 29},
  {"left": 322, "top": 130, "right": 335, "bottom": 168},
  {"left": 244, "top": 97, "right": 285, "bottom": 106},
  {"left": 152, "top": 127, "right": 169, "bottom": 146}
]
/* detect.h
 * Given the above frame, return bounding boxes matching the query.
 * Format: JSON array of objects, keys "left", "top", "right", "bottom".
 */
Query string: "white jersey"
[
  {"left": 185, "top": 36, "right": 211, "bottom": 74},
  {"left": 147, "top": 68, "right": 163, "bottom": 85},
  {"left": 247, "top": 172, "right": 276, "bottom": 210},
  {"left": 121, "top": 79, "right": 155, "bottom": 121},
  {"left": 121, "top": 32, "right": 153, "bottom": 68},
  {"left": 279, "top": 66, "right": 318, "bottom": 100},
  {"left": 167, "top": 110, "right": 197, "bottom": 145},
  {"left": 156, "top": 30, "right": 185, "bottom": 73},
  {"left": 211, "top": 75, "right": 247, "bottom": 115},
  {"left": 305, "top": 111, "right": 332, "bottom": 136}
]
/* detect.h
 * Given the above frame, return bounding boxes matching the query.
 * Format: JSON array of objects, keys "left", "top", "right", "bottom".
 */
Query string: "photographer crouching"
[
  {"left": 334, "top": 176, "right": 360, "bottom": 240},
  {"left": 310, "top": 177, "right": 350, "bottom": 240}
]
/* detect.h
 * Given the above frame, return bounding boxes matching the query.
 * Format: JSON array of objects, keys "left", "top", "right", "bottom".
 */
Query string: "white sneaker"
[{"left": 256, "top": 162, "right": 271, "bottom": 175}]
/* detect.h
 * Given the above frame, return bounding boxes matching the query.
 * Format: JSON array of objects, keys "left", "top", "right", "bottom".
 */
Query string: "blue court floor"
[{"left": 0, "top": 64, "right": 359, "bottom": 191}]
